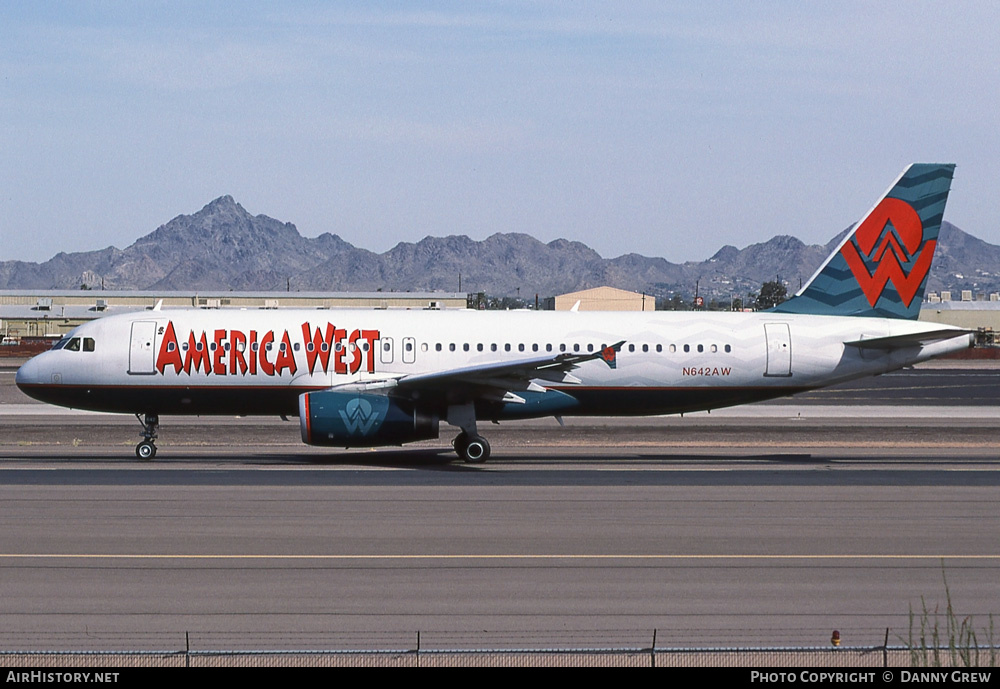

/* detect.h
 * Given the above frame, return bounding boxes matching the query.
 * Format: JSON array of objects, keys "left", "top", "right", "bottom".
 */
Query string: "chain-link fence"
[{"left": 1, "top": 645, "right": 997, "bottom": 668}]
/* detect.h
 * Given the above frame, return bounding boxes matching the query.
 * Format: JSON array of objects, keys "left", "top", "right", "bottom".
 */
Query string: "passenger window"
[
  {"left": 573, "top": 344, "right": 580, "bottom": 352},
  {"left": 642, "top": 344, "right": 648, "bottom": 353},
  {"left": 683, "top": 344, "right": 689, "bottom": 353},
  {"left": 182, "top": 342, "right": 190, "bottom": 352},
  {"left": 628, "top": 344, "right": 635, "bottom": 353},
  {"left": 83, "top": 338, "right": 95, "bottom": 352},
  {"left": 436, "top": 343, "right": 442, "bottom": 351},
  {"left": 504, "top": 344, "right": 511, "bottom": 352},
  {"left": 167, "top": 342, "right": 176, "bottom": 353},
  {"left": 587, "top": 344, "right": 593, "bottom": 352},
  {"left": 559, "top": 344, "right": 566, "bottom": 352},
  {"left": 656, "top": 344, "right": 662, "bottom": 352},
  {"left": 518, "top": 344, "right": 525, "bottom": 352},
  {"left": 710, "top": 344, "right": 717, "bottom": 353},
  {"left": 477, "top": 344, "right": 483, "bottom": 352},
  {"left": 668, "top": 344, "right": 675, "bottom": 353},
  {"left": 463, "top": 344, "right": 470, "bottom": 352},
  {"left": 491, "top": 344, "right": 497, "bottom": 352},
  {"left": 697, "top": 344, "right": 704, "bottom": 353},
  {"left": 405, "top": 341, "right": 413, "bottom": 352},
  {"left": 532, "top": 344, "right": 538, "bottom": 352},
  {"left": 449, "top": 343, "right": 456, "bottom": 352},
  {"left": 725, "top": 344, "right": 732, "bottom": 353}
]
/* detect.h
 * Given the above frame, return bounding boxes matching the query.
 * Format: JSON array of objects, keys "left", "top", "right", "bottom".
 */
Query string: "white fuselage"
[{"left": 15, "top": 308, "right": 972, "bottom": 418}]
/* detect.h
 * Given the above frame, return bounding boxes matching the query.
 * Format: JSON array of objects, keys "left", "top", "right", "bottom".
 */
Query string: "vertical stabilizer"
[{"left": 771, "top": 163, "right": 954, "bottom": 319}]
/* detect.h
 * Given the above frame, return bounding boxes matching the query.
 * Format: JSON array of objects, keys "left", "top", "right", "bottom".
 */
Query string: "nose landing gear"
[{"left": 135, "top": 413, "right": 159, "bottom": 460}]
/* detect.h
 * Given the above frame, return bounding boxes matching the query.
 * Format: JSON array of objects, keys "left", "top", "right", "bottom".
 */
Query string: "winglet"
[
  {"left": 599, "top": 340, "right": 625, "bottom": 369},
  {"left": 771, "top": 163, "right": 955, "bottom": 319}
]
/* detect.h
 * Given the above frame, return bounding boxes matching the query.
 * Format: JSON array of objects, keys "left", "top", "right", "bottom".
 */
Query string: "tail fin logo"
[{"left": 840, "top": 197, "right": 935, "bottom": 308}]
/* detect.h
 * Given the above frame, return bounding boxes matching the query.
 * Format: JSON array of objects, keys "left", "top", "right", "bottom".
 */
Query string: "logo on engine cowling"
[{"left": 339, "top": 397, "right": 382, "bottom": 436}]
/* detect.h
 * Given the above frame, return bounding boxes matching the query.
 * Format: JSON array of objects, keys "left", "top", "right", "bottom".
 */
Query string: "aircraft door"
[
  {"left": 128, "top": 320, "right": 158, "bottom": 375},
  {"left": 380, "top": 337, "right": 394, "bottom": 365},
  {"left": 763, "top": 323, "right": 792, "bottom": 377},
  {"left": 402, "top": 337, "right": 416, "bottom": 364}
]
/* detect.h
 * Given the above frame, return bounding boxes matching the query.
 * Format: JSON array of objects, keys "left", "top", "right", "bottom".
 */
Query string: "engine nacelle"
[{"left": 299, "top": 391, "right": 439, "bottom": 447}]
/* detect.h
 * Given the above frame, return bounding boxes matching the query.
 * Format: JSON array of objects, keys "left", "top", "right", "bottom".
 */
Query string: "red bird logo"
[{"left": 600, "top": 345, "right": 618, "bottom": 369}]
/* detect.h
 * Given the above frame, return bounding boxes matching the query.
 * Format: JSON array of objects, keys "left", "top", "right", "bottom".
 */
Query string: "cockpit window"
[
  {"left": 52, "top": 337, "right": 70, "bottom": 351},
  {"left": 83, "top": 338, "right": 95, "bottom": 352},
  {"left": 64, "top": 337, "right": 82, "bottom": 352}
]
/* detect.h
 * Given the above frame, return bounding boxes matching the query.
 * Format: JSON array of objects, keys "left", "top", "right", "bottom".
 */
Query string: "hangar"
[{"left": 546, "top": 286, "right": 651, "bottom": 311}]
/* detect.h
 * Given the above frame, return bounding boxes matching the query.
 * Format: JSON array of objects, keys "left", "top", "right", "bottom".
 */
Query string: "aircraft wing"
[
  {"left": 843, "top": 329, "right": 973, "bottom": 350},
  {"left": 329, "top": 341, "right": 625, "bottom": 404}
]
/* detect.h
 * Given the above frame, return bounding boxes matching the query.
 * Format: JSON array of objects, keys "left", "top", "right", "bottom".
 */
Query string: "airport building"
[
  {"left": 546, "top": 286, "right": 652, "bottom": 311},
  {"left": 919, "top": 300, "right": 1000, "bottom": 346},
  {"left": 0, "top": 290, "right": 467, "bottom": 343},
  {"left": 5, "top": 288, "right": 1000, "bottom": 348}
]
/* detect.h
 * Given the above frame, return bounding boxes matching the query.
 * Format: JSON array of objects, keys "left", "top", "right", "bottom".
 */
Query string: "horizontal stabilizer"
[{"left": 844, "top": 329, "right": 972, "bottom": 350}]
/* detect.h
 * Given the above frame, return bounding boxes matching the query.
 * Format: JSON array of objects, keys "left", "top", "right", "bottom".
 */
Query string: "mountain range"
[{"left": 2, "top": 195, "right": 998, "bottom": 300}]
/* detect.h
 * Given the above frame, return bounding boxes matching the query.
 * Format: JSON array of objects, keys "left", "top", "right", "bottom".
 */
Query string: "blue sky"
[{"left": 2, "top": 1, "right": 998, "bottom": 263}]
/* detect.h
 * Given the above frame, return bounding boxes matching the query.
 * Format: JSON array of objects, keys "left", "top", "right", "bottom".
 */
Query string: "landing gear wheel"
[
  {"left": 136, "top": 440, "right": 157, "bottom": 460},
  {"left": 135, "top": 413, "right": 160, "bottom": 460},
  {"left": 459, "top": 435, "right": 490, "bottom": 464}
]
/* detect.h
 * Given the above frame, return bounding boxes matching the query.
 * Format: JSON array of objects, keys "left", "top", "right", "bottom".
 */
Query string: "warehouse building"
[
  {"left": 546, "top": 286, "right": 652, "bottom": 311},
  {"left": 0, "top": 290, "right": 467, "bottom": 343}
]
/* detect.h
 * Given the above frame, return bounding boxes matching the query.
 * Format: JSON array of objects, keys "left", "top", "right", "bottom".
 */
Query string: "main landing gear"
[
  {"left": 448, "top": 403, "right": 491, "bottom": 463},
  {"left": 453, "top": 431, "right": 491, "bottom": 464},
  {"left": 135, "top": 413, "right": 159, "bottom": 460}
]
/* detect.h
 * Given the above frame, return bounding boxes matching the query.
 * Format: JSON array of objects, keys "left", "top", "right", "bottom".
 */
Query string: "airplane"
[{"left": 15, "top": 163, "right": 971, "bottom": 463}]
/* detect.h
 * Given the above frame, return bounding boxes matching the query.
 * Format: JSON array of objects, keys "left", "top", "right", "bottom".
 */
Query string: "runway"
[{"left": 0, "top": 360, "right": 998, "bottom": 651}]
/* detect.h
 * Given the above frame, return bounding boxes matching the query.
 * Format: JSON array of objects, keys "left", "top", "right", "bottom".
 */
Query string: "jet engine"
[{"left": 299, "top": 390, "right": 438, "bottom": 447}]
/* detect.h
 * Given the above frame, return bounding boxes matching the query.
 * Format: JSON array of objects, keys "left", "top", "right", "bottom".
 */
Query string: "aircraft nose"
[{"left": 15, "top": 356, "right": 44, "bottom": 390}]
